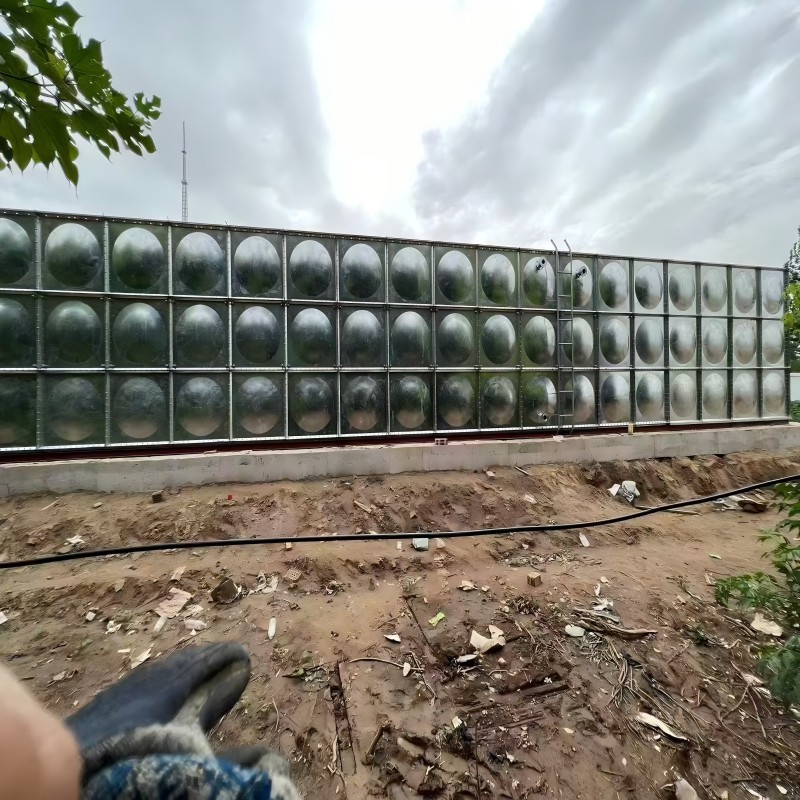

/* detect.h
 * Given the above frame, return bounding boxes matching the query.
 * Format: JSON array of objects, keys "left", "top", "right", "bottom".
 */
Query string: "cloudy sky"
[{"left": 1, "top": 0, "right": 798, "bottom": 266}]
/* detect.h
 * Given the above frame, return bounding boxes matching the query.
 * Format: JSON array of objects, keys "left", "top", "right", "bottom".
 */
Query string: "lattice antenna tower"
[{"left": 181, "top": 122, "right": 188, "bottom": 222}]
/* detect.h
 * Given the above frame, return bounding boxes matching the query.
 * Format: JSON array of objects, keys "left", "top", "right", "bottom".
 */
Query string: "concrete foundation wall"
[{"left": 2, "top": 424, "right": 800, "bottom": 497}]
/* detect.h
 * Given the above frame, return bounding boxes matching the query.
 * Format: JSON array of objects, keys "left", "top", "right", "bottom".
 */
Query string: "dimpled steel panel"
[{"left": 0, "top": 210, "right": 787, "bottom": 451}]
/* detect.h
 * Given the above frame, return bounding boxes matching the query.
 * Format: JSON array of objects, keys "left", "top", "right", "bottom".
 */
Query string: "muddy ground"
[{"left": 2, "top": 451, "right": 800, "bottom": 799}]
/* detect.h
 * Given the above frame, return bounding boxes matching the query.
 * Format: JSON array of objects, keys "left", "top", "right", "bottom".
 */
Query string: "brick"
[{"left": 527, "top": 571, "right": 542, "bottom": 587}]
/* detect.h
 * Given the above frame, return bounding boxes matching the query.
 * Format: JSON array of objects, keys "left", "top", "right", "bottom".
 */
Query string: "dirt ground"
[{"left": 2, "top": 450, "right": 800, "bottom": 799}]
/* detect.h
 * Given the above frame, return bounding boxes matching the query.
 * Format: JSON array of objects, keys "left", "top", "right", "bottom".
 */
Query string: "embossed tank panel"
[{"left": 0, "top": 210, "right": 786, "bottom": 452}]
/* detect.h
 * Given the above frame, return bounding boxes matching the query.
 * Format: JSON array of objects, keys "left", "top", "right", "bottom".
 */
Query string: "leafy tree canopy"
[
  {"left": 0, "top": 0, "right": 160, "bottom": 185},
  {"left": 786, "top": 231, "right": 800, "bottom": 370}
]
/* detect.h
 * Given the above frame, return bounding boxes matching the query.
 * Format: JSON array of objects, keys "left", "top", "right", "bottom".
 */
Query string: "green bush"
[{"left": 715, "top": 481, "right": 800, "bottom": 705}]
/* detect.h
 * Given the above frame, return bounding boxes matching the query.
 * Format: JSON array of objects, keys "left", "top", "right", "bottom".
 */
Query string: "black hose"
[{"left": 1, "top": 474, "right": 797, "bottom": 571}]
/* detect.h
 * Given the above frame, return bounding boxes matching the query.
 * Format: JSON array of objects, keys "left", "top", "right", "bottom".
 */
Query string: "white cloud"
[
  {"left": 0, "top": 0, "right": 797, "bottom": 266},
  {"left": 310, "top": 0, "right": 542, "bottom": 222},
  {"left": 413, "top": 0, "right": 800, "bottom": 265}
]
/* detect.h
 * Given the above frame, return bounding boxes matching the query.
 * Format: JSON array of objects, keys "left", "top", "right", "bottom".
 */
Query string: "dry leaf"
[{"left": 634, "top": 711, "right": 688, "bottom": 741}]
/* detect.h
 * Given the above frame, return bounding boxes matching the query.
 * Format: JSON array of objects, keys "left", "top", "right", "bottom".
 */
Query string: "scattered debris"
[
  {"left": 155, "top": 587, "right": 193, "bottom": 618},
  {"left": 485, "top": 470, "right": 495, "bottom": 478},
  {"left": 396, "top": 542, "right": 402, "bottom": 551},
  {"left": 285, "top": 542, "right": 293, "bottom": 551},
  {"left": 751, "top": 612, "right": 783, "bottom": 637},
  {"left": 573, "top": 611, "right": 656, "bottom": 639},
  {"left": 105, "top": 620, "right": 121, "bottom": 634},
  {"left": 434, "top": 437, "right": 447, "bottom": 445},
  {"left": 286, "top": 652, "right": 327, "bottom": 683},
  {"left": 565, "top": 624, "right": 585, "bottom": 637},
  {"left": 488, "top": 624, "right": 505, "bottom": 640},
  {"left": 428, "top": 611, "right": 446, "bottom": 628},
  {"left": 609, "top": 481, "right": 640, "bottom": 504},
  {"left": 6, "top": 455, "right": 797, "bottom": 796},
  {"left": 323, "top": 579, "right": 344, "bottom": 595},
  {"left": 470, "top": 626, "right": 505, "bottom": 653},
  {"left": 85, "top": 611, "right": 96, "bottom": 622},
  {"left": 514, "top": 465, "right": 532, "bottom": 476},
  {"left": 709, "top": 553, "right": 721, "bottom": 560},
  {"left": 252, "top": 573, "right": 278, "bottom": 594},
  {"left": 153, "top": 614, "right": 167, "bottom": 634},
  {"left": 734, "top": 495, "right": 767, "bottom": 514},
  {"left": 0, "top": 611, "right": 8, "bottom": 626},
  {"left": 419, "top": 770, "right": 446, "bottom": 795},
  {"left": 412, "top": 537, "right": 430, "bottom": 551},
  {"left": 151, "top": 490, "right": 164, "bottom": 504},
  {"left": 211, "top": 577, "right": 241, "bottom": 604},
  {"left": 712, "top": 498, "right": 736, "bottom": 511},
  {"left": 65, "top": 535, "right": 84, "bottom": 547},
  {"left": 354, "top": 500, "right": 373, "bottom": 514},
  {"left": 527, "top": 571, "right": 542, "bottom": 587},
  {"left": 284, "top": 568, "right": 302, "bottom": 583},
  {"left": 552, "top": 434, "right": 565, "bottom": 442},
  {"left": 634, "top": 711, "right": 688, "bottom": 742},
  {"left": 674, "top": 778, "right": 699, "bottom": 800},
  {"left": 131, "top": 646, "right": 153, "bottom": 669},
  {"left": 92, "top": 502, "right": 103, "bottom": 509},
  {"left": 523, "top": 493, "right": 537, "bottom": 505}
]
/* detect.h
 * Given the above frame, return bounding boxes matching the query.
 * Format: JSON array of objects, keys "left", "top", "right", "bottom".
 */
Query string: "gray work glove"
[{"left": 65, "top": 642, "right": 299, "bottom": 799}]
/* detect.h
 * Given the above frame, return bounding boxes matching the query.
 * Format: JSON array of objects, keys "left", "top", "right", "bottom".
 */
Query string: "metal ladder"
[{"left": 553, "top": 238, "right": 576, "bottom": 433}]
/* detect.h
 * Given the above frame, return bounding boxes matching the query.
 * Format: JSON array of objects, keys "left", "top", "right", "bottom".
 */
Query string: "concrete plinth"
[{"left": 2, "top": 424, "right": 799, "bottom": 497}]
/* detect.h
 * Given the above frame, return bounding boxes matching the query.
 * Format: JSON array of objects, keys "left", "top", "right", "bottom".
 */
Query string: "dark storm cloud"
[
  {"left": 413, "top": 0, "right": 800, "bottom": 265},
  {"left": 0, "top": 0, "right": 347, "bottom": 229}
]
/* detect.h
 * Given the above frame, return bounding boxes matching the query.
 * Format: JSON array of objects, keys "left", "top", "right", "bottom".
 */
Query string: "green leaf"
[
  {"left": 13, "top": 136, "right": 31, "bottom": 169},
  {"left": 28, "top": 109, "right": 57, "bottom": 165},
  {"left": 58, "top": 153, "right": 77, "bottom": 184},
  {"left": 0, "top": 0, "right": 159, "bottom": 183},
  {"left": 56, "top": 2, "right": 81, "bottom": 28}
]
